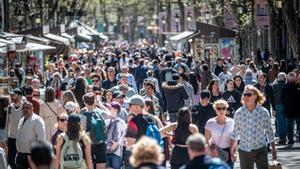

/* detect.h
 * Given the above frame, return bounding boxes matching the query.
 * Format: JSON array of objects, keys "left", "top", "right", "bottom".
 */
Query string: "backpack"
[
  {"left": 143, "top": 115, "right": 164, "bottom": 148},
  {"left": 60, "top": 133, "right": 85, "bottom": 169},
  {"left": 83, "top": 111, "right": 107, "bottom": 144}
]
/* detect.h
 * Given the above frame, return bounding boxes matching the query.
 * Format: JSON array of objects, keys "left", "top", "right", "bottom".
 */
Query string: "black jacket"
[
  {"left": 255, "top": 83, "right": 275, "bottom": 111},
  {"left": 281, "top": 83, "right": 300, "bottom": 118},
  {"left": 192, "top": 103, "right": 216, "bottom": 134},
  {"left": 102, "top": 79, "right": 118, "bottom": 90},
  {"left": 162, "top": 81, "right": 189, "bottom": 112}
]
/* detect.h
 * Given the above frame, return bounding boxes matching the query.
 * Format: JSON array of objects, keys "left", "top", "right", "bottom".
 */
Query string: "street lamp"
[
  {"left": 187, "top": 12, "right": 192, "bottom": 22},
  {"left": 162, "top": 18, "right": 166, "bottom": 32}
]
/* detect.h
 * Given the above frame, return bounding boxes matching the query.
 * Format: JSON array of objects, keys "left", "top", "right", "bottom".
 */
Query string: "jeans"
[
  {"left": 15, "top": 153, "right": 30, "bottom": 169},
  {"left": 123, "top": 150, "right": 132, "bottom": 169},
  {"left": 275, "top": 104, "right": 287, "bottom": 140},
  {"left": 7, "top": 138, "right": 17, "bottom": 169},
  {"left": 239, "top": 147, "right": 268, "bottom": 169},
  {"left": 107, "top": 153, "right": 122, "bottom": 169},
  {"left": 286, "top": 118, "right": 300, "bottom": 144}
]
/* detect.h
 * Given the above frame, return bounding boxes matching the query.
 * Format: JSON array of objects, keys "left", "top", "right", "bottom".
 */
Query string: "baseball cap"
[
  {"left": 9, "top": 88, "right": 23, "bottom": 96},
  {"left": 129, "top": 95, "right": 145, "bottom": 106},
  {"left": 113, "top": 91, "right": 125, "bottom": 99}
]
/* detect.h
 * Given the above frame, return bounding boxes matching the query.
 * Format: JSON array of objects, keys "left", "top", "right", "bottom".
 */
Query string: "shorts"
[{"left": 92, "top": 143, "right": 107, "bottom": 163}]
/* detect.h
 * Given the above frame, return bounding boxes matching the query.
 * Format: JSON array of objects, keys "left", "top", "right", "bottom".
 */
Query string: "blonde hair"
[
  {"left": 129, "top": 136, "right": 164, "bottom": 167},
  {"left": 241, "top": 85, "right": 266, "bottom": 105},
  {"left": 62, "top": 90, "right": 78, "bottom": 106},
  {"left": 213, "top": 99, "right": 229, "bottom": 110}
]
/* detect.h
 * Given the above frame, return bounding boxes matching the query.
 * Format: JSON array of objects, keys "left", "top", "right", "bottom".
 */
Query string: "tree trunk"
[
  {"left": 99, "top": 0, "right": 108, "bottom": 32},
  {"left": 178, "top": 0, "right": 185, "bottom": 31},
  {"left": 268, "top": 0, "right": 276, "bottom": 57},
  {"left": 166, "top": 0, "right": 171, "bottom": 32},
  {"left": 282, "top": 0, "right": 300, "bottom": 58}
]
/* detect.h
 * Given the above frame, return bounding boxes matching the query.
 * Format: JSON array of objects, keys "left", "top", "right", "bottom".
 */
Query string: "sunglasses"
[
  {"left": 33, "top": 94, "right": 40, "bottom": 97},
  {"left": 95, "top": 92, "right": 101, "bottom": 95},
  {"left": 92, "top": 80, "right": 99, "bottom": 82},
  {"left": 216, "top": 107, "right": 227, "bottom": 111},
  {"left": 58, "top": 118, "right": 68, "bottom": 122},
  {"left": 243, "top": 93, "right": 254, "bottom": 97}
]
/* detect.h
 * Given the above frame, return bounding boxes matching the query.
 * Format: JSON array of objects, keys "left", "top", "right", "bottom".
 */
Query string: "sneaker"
[{"left": 276, "top": 140, "right": 287, "bottom": 145}]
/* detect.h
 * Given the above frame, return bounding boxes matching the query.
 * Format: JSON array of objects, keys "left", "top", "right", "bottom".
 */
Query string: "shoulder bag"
[{"left": 210, "top": 121, "right": 229, "bottom": 162}]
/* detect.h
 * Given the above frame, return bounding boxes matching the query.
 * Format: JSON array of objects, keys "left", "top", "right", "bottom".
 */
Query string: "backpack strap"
[{"left": 61, "top": 133, "right": 69, "bottom": 142}]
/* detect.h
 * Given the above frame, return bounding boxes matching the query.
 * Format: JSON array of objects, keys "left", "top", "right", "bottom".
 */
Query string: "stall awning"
[
  {"left": 0, "top": 42, "right": 7, "bottom": 47},
  {"left": 76, "top": 33, "right": 93, "bottom": 41},
  {"left": 61, "top": 33, "right": 75, "bottom": 42},
  {"left": 26, "top": 35, "right": 51, "bottom": 44},
  {"left": 169, "top": 31, "right": 196, "bottom": 41},
  {"left": 0, "top": 38, "right": 15, "bottom": 45},
  {"left": 17, "top": 42, "right": 56, "bottom": 52},
  {"left": 68, "top": 20, "right": 109, "bottom": 41},
  {"left": 0, "top": 42, "right": 7, "bottom": 53},
  {"left": 43, "top": 33, "right": 69, "bottom": 45}
]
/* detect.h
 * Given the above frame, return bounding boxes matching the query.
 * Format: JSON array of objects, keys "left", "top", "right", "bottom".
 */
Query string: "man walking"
[
  {"left": 272, "top": 73, "right": 287, "bottom": 144},
  {"left": 16, "top": 101, "right": 46, "bottom": 169},
  {"left": 5, "top": 88, "right": 23, "bottom": 169},
  {"left": 180, "top": 133, "right": 230, "bottom": 169},
  {"left": 281, "top": 72, "right": 300, "bottom": 145}
]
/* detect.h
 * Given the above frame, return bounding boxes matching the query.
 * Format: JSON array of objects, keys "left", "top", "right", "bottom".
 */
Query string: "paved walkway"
[{"left": 233, "top": 143, "right": 300, "bottom": 169}]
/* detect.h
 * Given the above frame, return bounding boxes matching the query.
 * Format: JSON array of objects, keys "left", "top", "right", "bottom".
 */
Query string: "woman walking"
[
  {"left": 160, "top": 107, "right": 198, "bottom": 169},
  {"left": 40, "top": 87, "right": 60, "bottom": 141},
  {"left": 55, "top": 114, "right": 93, "bottom": 169},
  {"left": 205, "top": 99, "right": 234, "bottom": 168}
]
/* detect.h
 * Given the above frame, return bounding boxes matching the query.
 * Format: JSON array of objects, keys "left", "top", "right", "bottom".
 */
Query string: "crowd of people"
[{"left": 0, "top": 43, "right": 300, "bottom": 169}]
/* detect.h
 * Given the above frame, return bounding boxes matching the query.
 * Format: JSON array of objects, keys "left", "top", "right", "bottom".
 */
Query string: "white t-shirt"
[{"left": 205, "top": 117, "right": 234, "bottom": 149}]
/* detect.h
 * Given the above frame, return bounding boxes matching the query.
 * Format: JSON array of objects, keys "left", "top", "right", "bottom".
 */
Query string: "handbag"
[
  {"left": 268, "top": 161, "right": 282, "bottom": 169},
  {"left": 210, "top": 121, "right": 229, "bottom": 162}
]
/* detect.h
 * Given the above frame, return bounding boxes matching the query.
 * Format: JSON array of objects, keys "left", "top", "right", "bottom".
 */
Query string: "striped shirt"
[{"left": 231, "top": 105, "right": 275, "bottom": 152}]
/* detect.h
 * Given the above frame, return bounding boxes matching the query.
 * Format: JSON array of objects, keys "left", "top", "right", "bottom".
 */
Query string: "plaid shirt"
[{"left": 231, "top": 105, "right": 275, "bottom": 152}]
